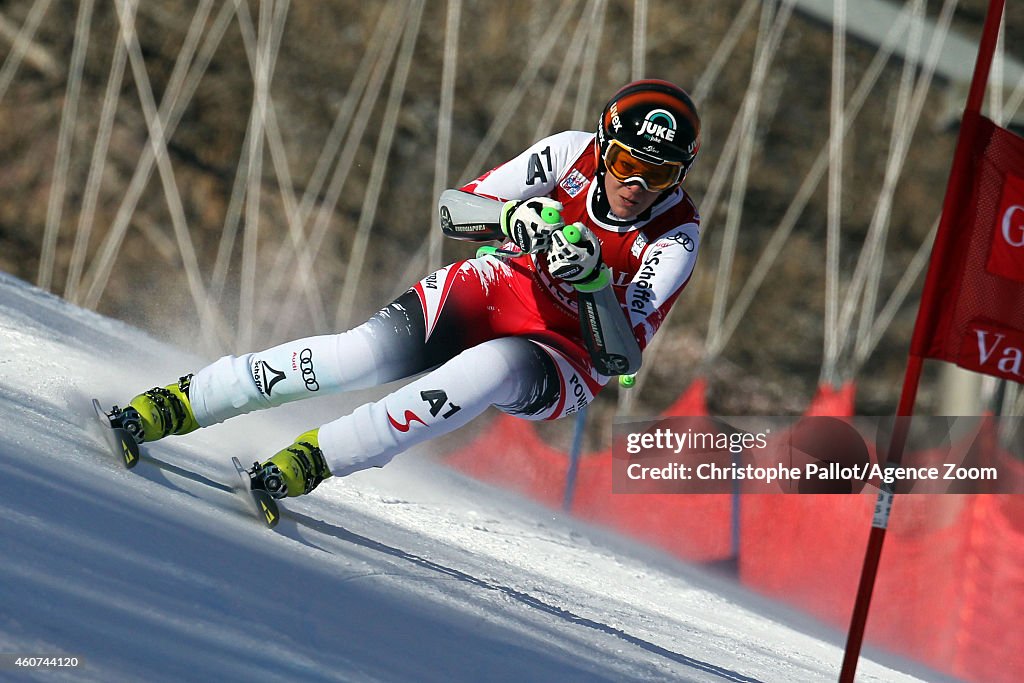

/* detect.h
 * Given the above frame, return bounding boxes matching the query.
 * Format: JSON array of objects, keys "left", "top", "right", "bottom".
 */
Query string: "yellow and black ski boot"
[
  {"left": 114, "top": 375, "right": 199, "bottom": 444},
  {"left": 251, "top": 429, "right": 332, "bottom": 499}
]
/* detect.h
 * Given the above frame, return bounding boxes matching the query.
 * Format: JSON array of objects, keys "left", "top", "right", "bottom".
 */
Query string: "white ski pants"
[{"left": 188, "top": 332, "right": 555, "bottom": 476}]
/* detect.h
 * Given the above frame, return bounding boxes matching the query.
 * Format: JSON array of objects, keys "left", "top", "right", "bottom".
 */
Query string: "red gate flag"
[
  {"left": 842, "top": 4, "right": 1009, "bottom": 682},
  {"left": 911, "top": 111, "right": 1024, "bottom": 383}
]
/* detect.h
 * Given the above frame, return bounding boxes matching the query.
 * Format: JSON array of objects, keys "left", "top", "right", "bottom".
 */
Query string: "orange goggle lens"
[{"left": 603, "top": 139, "right": 683, "bottom": 192}]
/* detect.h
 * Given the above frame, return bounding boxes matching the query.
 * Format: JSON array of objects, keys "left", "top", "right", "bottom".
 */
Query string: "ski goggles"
[{"left": 602, "top": 139, "right": 684, "bottom": 192}]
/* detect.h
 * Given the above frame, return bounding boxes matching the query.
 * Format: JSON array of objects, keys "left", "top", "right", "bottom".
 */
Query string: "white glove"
[
  {"left": 547, "top": 223, "right": 605, "bottom": 285},
  {"left": 500, "top": 198, "right": 564, "bottom": 253}
]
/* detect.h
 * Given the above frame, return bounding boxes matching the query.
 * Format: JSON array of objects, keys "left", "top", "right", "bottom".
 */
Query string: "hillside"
[{"left": 2, "top": 0, "right": 1023, "bottom": 434}]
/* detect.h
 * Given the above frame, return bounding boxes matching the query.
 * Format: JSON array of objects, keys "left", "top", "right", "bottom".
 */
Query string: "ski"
[
  {"left": 92, "top": 398, "right": 141, "bottom": 469},
  {"left": 93, "top": 398, "right": 279, "bottom": 528},
  {"left": 232, "top": 456, "right": 281, "bottom": 529}
]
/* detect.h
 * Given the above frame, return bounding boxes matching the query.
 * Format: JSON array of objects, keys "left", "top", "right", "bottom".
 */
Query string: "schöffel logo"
[
  {"left": 252, "top": 359, "right": 285, "bottom": 397},
  {"left": 637, "top": 109, "right": 677, "bottom": 143}
]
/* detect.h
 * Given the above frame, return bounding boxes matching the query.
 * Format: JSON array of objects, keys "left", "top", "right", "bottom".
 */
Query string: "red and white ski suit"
[{"left": 187, "top": 131, "right": 701, "bottom": 476}]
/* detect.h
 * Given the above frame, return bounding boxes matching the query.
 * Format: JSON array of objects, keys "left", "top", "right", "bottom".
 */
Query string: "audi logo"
[
  {"left": 668, "top": 231, "right": 695, "bottom": 251},
  {"left": 299, "top": 348, "right": 319, "bottom": 391}
]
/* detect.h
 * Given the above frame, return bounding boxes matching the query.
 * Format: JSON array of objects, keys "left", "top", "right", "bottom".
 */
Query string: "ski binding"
[
  {"left": 232, "top": 457, "right": 281, "bottom": 529},
  {"left": 92, "top": 399, "right": 142, "bottom": 469}
]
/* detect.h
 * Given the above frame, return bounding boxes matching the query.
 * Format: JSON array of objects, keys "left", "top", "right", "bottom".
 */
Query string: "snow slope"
[{"left": 0, "top": 272, "right": 956, "bottom": 683}]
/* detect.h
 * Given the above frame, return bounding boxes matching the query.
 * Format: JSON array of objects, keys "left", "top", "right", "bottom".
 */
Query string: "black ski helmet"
[{"left": 596, "top": 79, "right": 701, "bottom": 187}]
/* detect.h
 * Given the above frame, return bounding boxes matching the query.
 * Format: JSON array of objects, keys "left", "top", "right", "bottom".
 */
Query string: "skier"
[{"left": 109, "top": 78, "right": 703, "bottom": 500}]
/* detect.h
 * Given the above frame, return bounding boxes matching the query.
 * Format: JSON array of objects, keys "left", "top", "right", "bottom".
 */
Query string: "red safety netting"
[
  {"left": 445, "top": 408, "right": 569, "bottom": 508},
  {"left": 947, "top": 447, "right": 1024, "bottom": 683},
  {"left": 446, "top": 377, "right": 735, "bottom": 561},
  {"left": 736, "top": 384, "right": 868, "bottom": 621},
  {"left": 441, "top": 379, "right": 1024, "bottom": 683},
  {"left": 803, "top": 381, "right": 856, "bottom": 416}
]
